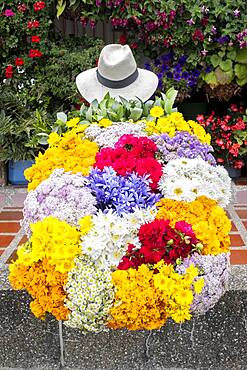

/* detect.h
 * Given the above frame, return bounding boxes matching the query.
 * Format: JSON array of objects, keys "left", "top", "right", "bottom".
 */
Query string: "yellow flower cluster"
[
  {"left": 25, "top": 129, "right": 98, "bottom": 190},
  {"left": 153, "top": 261, "right": 204, "bottom": 323},
  {"left": 145, "top": 112, "right": 211, "bottom": 144},
  {"left": 9, "top": 258, "right": 70, "bottom": 321},
  {"left": 17, "top": 216, "right": 81, "bottom": 273},
  {"left": 108, "top": 262, "right": 203, "bottom": 330},
  {"left": 156, "top": 196, "right": 231, "bottom": 255}
]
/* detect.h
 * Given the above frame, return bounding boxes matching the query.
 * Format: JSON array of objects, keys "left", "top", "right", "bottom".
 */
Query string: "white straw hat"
[{"left": 76, "top": 44, "right": 158, "bottom": 103}]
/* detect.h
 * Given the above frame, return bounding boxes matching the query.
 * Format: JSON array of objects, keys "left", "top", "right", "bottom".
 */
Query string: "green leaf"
[
  {"left": 234, "top": 64, "right": 247, "bottom": 79},
  {"left": 236, "top": 76, "right": 247, "bottom": 87},
  {"left": 57, "top": 112, "right": 67, "bottom": 123},
  {"left": 56, "top": 1, "right": 67, "bottom": 17},
  {"left": 227, "top": 50, "right": 237, "bottom": 60},
  {"left": 236, "top": 48, "right": 247, "bottom": 64},
  {"left": 204, "top": 71, "right": 217, "bottom": 86},
  {"left": 85, "top": 106, "right": 92, "bottom": 121},
  {"left": 210, "top": 55, "right": 221, "bottom": 68},
  {"left": 129, "top": 107, "right": 143, "bottom": 121},
  {"left": 219, "top": 59, "right": 233, "bottom": 72}
]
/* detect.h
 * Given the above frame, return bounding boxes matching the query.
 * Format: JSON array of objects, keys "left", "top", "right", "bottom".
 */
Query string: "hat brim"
[{"left": 76, "top": 67, "right": 159, "bottom": 103}]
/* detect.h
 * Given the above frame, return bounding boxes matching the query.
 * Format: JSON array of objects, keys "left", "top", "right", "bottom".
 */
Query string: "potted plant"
[
  {"left": 0, "top": 108, "right": 52, "bottom": 185},
  {"left": 197, "top": 105, "right": 247, "bottom": 178}
]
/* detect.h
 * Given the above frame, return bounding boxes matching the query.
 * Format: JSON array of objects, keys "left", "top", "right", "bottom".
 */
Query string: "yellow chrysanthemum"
[
  {"left": 98, "top": 118, "right": 112, "bottom": 128},
  {"left": 150, "top": 106, "right": 165, "bottom": 118},
  {"left": 17, "top": 216, "right": 81, "bottom": 273},
  {"left": 47, "top": 132, "right": 60, "bottom": 147},
  {"left": 145, "top": 112, "right": 211, "bottom": 144},
  {"left": 79, "top": 215, "right": 93, "bottom": 235},
  {"left": 25, "top": 130, "right": 98, "bottom": 191},
  {"left": 66, "top": 117, "right": 80, "bottom": 128},
  {"left": 193, "top": 278, "right": 205, "bottom": 294}
]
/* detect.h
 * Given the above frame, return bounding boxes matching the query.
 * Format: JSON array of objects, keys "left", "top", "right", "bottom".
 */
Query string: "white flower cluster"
[
  {"left": 81, "top": 207, "right": 157, "bottom": 269},
  {"left": 158, "top": 157, "right": 232, "bottom": 208},
  {"left": 84, "top": 121, "right": 146, "bottom": 148},
  {"left": 64, "top": 255, "right": 114, "bottom": 333}
]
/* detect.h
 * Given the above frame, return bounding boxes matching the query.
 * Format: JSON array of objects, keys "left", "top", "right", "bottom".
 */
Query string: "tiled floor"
[{"left": 0, "top": 183, "right": 246, "bottom": 267}]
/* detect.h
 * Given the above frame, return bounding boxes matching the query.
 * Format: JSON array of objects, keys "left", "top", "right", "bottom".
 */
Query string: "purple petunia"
[
  {"left": 151, "top": 131, "right": 216, "bottom": 165},
  {"left": 88, "top": 167, "right": 160, "bottom": 215}
]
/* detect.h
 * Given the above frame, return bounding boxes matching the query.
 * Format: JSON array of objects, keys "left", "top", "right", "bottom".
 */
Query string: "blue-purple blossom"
[
  {"left": 176, "top": 253, "right": 230, "bottom": 315},
  {"left": 217, "top": 35, "right": 230, "bottom": 44},
  {"left": 151, "top": 131, "right": 216, "bottom": 165},
  {"left": 88, "top": 167, "right": 160, "bottom": 216}
]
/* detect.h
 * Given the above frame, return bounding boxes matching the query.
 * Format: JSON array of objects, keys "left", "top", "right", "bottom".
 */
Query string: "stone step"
[{"left": 0, "top": 266, "right": 246, "bottom": 370}]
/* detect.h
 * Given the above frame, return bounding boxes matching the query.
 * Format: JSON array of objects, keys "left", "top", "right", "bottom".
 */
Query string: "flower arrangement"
[
  {"left": 197, "top": 105, "right": 247, "bottom": 169},
  {"left": 9, "top": 91, "right": 232, "bottom": 333}
]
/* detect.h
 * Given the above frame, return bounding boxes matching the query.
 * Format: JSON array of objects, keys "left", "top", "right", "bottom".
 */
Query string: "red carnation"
[
  {"left": 33, "top": 1, "right": 46, "bottom": 11},
  {"left": 15, "top": 58, "right": 24, "bottom": 66},
  {"left": 29, "top": 49, "right": 42, "bottom": 58},
  {"left": 5, "top": 65, "right": 13, "bottom": 79},
  {"left": 31, "top": 35, "right": 41, "bottom": 43}
]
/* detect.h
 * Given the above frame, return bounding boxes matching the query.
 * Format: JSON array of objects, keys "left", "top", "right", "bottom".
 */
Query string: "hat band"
[{"left": 96, "top": 69, "right": 139, "bottom": 89}]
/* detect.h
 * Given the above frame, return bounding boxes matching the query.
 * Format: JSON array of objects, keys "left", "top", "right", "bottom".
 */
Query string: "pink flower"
[{"left": 4, "top": 9, "right": 15, "bottom": 17}]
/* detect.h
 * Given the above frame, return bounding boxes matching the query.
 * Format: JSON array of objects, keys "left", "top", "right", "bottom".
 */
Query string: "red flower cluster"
[
  {"left": 5, "top": 65, "right": 14, "bottom": 78},
  {"left": 27, "top": 20, "right": 40, "bottom": 29},
  {"left": 33, "top": 1, "right": 46, "bottom": 12},
  {"left": 31, "top": 35, "right": 41, "bottom": 43},
  {"left": 15, "top": 58, "right": 24, "bottom": 66},
  {"left": 197, "top": 108, "right": 247, "bottom": 169},
  {"left": 17, "top": 3, "right": 27, "bottom": 13},
  {"left": 118, "top": 219, "right": 199, "bottom": 269},
  {"left": 192, "top": 29, "right": 204, "bottom": 42},
  {"left": 29, "top": 49, "right": 43, "bottom": 58},
  {"left": 94, "top": 135, "right": 162, "bottom": 190}
]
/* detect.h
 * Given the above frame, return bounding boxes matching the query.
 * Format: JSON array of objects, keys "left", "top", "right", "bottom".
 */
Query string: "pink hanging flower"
[{"left": 4, "top": 9, "right": 15, "bottom": 17}]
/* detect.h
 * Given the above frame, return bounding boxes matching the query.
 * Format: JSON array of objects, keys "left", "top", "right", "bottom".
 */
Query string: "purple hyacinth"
[
  {"left": 151, "top": 131, "right": 216, "bottom": 165},
  {"left": 176, "top": 253, "right": 230, "bottom": 315},
  {"left": 88, "top": 167, "right": 160, "bottom": 216}
]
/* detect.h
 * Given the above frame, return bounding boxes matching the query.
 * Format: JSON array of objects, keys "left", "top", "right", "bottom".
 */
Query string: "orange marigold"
[{"left": 9, "top": 258, "right": 70, "bottom": 321}]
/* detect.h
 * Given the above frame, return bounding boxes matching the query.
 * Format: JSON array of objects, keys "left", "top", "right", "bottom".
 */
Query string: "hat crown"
[{"left": 98, "top": 44, "right": 137, "bottom": 82}]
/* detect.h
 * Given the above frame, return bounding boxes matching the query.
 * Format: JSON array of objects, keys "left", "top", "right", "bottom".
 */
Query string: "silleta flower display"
[{"left": 9, "top": 101, "right": 232, "bottom": 333}]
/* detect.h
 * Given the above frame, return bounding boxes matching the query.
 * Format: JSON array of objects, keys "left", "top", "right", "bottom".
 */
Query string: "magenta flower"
[
  {"left": 4, "top": 9, "right": 15, "bottom": 17},
  {"left": 233, "top": 9, "right": 241, "bottom": 17},
  {"left": 186, "top": 18, "right": 195, "bottom": 26},
  {"left": 201, "top": 49, "right": 208, "bottom": 56},
  {"left": 211, "top": 26, "right": 217, "bottom": 34}
]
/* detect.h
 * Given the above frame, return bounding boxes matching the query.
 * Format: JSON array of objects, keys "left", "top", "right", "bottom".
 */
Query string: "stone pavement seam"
[
  {"left": 0, "top": 228, "right": 25, "bottom": 268},
  {"left": 227, "top": 205, "right": 247, "bottom": 247}
]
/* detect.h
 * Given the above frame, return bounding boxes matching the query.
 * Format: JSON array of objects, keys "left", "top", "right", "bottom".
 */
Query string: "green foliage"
[
  {"left": 202, "top": 47, "right": 247, "bottom": 88},
  {"left": 54, "top": 87, "right": 178, "bottom": 128}
]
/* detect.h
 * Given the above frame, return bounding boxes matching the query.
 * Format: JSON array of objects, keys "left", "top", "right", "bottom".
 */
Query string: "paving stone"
[{"left": 0, "top": 290, "right": 246, "bottom": 369}]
